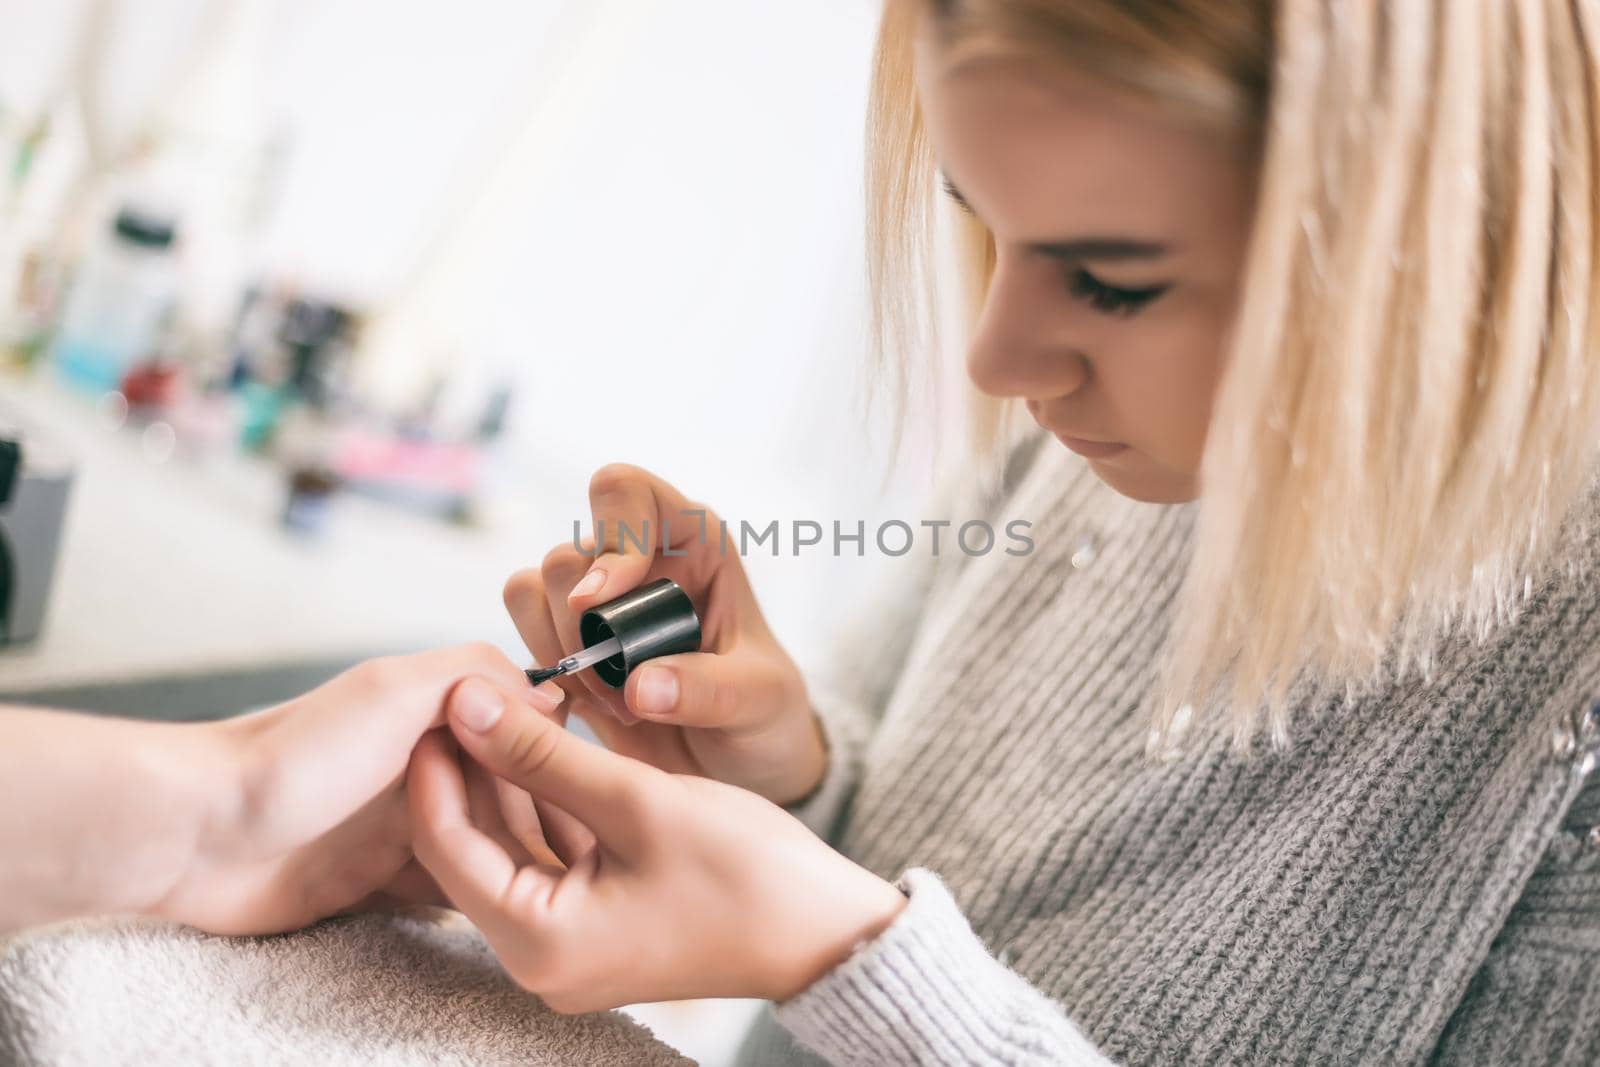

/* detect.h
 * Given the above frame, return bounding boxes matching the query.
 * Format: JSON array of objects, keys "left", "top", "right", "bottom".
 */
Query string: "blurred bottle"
[
  {"left": 52, "top": 206, "right": 180, "bottom": 393},
  {"left": 276, "top": 403, "right": 341, "bottom": 536}
]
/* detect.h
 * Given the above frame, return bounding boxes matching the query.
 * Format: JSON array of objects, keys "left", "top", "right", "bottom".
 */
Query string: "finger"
[
  {"left": 572, "top": 463, "right": 711, "bottom": 607},
  {"left": 623, "top": 649, "right": 799, "bottom": 731},
  {"left": 492, "top": 774, "right": 570, "bottom": 869},
  {"left": 445, "top": 676, "right": 663, "bottom": 854},
  {"left": 229, "top": 642, "right": 541, "bottom": 848},
  {"left": 504, "top": 566, "right": 561, "bottom": 667},
  {"left": 407, "top": 731, "right": 541, "bottom": 924},
  {"left": 503, "top": 567, "right": 583, "bottom": 712},
  {"left": 269, "top": 642, "right": 532, "bottom": 762},
  {"left": 529, "top": 796, "right": 597, "bottom": 868},
  {"left": 508, "top": 559, "right": 697, "bottom": 751},
  {"left": 541, "top": 543, "right": 641, "bottom": 724},
  {"left": 465, "top": 756, "right": 541, "bottom": 867}
]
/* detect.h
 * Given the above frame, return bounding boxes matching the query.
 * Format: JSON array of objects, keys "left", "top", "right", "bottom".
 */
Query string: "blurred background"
[{"left": 0, "top": 0, "right": 951, "bottom": 1060}]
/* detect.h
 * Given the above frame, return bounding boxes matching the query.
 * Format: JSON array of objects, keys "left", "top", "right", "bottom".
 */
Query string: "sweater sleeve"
[{"left": 773, "top": 867, "right": 1114, "bottom": 1066}]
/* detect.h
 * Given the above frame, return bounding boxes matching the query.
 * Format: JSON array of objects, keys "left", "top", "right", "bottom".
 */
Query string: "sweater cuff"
[
  {"left": 773, "top": 868, "right": 1110, "bottom": 1067},
  {"left": 781, "top": 682, "right": 871, "bottom": 843}
]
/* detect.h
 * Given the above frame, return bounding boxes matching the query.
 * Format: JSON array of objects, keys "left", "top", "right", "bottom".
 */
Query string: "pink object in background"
[{"left": 332, "top": 428, "right": 482, "bottom": 520}]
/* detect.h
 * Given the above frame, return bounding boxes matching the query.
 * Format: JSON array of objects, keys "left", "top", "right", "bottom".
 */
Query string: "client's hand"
[
  {"left": 154, "top": 644, "right": 564, "bottom": 936},
  {"left": 407, "top": 674, "right": 907, "bottom": 1012}
]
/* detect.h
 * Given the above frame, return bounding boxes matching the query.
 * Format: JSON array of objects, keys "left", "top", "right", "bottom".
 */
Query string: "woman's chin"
[{"left": 1076, "top": 451, "right": 1199, "bottom": 504}]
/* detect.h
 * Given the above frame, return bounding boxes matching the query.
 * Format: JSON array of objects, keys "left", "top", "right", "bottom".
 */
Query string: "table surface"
[{"left": 0, "top": 373, "right": 558, "bottom": 691}]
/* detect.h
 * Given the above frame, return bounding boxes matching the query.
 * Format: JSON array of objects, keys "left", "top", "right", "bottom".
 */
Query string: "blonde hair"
[{"left": 867, "top": 0, "right": 1600, "bottom": 746}]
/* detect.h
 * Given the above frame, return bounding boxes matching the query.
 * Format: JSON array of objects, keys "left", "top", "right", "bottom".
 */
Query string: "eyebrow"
[{"left": 941, "top": 176, "right": 1173, "bottom": 262}]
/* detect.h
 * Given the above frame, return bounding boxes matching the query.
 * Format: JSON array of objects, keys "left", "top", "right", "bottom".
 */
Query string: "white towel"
[{"left": 0, "top": 908, "right": 690, "bottom": 1065}]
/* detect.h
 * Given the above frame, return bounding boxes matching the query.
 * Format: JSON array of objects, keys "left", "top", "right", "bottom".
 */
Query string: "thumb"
[
  {"left": 445, "top": 677, "right": 660, "bottom": 855},
  {"left": 622, "top": 650, "right": 799, "bottom": 731}
]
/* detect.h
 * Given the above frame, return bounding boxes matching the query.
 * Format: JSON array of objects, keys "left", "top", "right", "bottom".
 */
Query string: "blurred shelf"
[
  {"left": 0, "top": 657, "right": 364, "bottom": 719},
  {"left": 0, "top": 372, "right": 562, "bottom": 694}
]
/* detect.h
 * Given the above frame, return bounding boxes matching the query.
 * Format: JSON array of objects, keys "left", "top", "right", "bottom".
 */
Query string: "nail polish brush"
[
  {"left": 524, "top": 577, "right": 702, "bottom": 689},
  {"left": 525, "top": 637, "right": 622, "bottom": 684}
]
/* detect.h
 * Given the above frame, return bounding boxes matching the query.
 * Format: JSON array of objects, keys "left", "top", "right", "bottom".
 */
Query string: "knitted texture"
[
  {"left": 740, "top": 431, "right": 1600, "bottom": 1066},
  {"left": 775, "top": 867, "right": 1108, "bottom": 1065}
]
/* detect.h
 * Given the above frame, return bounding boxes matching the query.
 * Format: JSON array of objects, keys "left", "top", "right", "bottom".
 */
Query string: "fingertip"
[
  {"left": 451, "top": 677, "right": 507, "bottom": 733},
  {"left": 448, "top": 683, "right": 562, "bottom": 779},
  {"left": 568, "top": 551, "right": 658, "bottom": 607},
  {"left": 530, "top": 679, "right": 566, "bottom": 713},
  {"left": 567, "top": 564, "right": 608, "bottom": 604},
  {"left": 629, "top": 664, "right": 679, "bottom": 717}
]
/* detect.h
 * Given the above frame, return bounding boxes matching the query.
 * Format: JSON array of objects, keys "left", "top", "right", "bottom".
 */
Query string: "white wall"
[{"left": 0, "top": 0, "right": 947, "bottom": 668}]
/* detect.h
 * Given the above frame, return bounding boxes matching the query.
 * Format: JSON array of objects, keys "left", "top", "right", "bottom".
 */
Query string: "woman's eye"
[{"left": 1068, "top": 268, "right": 1169, "bottom": 317}]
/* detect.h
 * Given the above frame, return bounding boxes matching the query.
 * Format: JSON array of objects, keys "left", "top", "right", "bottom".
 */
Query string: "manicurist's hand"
[
  {"left": 408, "top": 674, "right": 907, "bottom": 1012},
  {"left": 154, "top": 644, "right": 564, "bottom": 936},
  {"left": 504, "top": 463, "right": 825, "bottom": 807}
]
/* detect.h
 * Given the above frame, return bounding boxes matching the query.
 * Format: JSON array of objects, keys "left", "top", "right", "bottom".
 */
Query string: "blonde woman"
[{"left": 404, "top": 1, "right": 1600, "bottom": 1064}]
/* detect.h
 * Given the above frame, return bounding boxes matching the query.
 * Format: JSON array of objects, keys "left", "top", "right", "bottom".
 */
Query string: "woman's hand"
[
  {"left": 504, "top": 463, "right": 826, "bottom": 807},
  {"left": 407, "top": 674, "right": 907, "bottom": 1012},
  {"left": 154, "top": 643, "right": 563, "bottom": 936}
]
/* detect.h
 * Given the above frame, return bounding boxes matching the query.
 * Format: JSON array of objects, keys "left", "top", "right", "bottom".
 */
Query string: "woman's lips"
[{"left": 1054, "top": 433, "right": 1129, "bottom": 459}]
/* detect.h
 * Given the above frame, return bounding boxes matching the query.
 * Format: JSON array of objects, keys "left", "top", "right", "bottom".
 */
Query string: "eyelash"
[
  {"left": 942, "top": 177, "right": 1169, "bottom": 318},
  {"left": 1067, "top": 269, "right": 1169, "bottom": 317},
  {"left": 942, "top": 176, "right": 971, "bottom": 213}
]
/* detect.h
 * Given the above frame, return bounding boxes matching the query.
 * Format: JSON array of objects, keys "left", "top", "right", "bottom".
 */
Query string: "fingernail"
[
  {"left": 634, "top": 666, "right": 679, "bottom": 716},
  {"left": 568, "top": 567, "right": 606, "bottom": 602},
  {"left": 454, "top": 678, "right": 505, "bottom": 733},
  {"left": 529, "top": 680, "right": 566, "bottom": 711}
]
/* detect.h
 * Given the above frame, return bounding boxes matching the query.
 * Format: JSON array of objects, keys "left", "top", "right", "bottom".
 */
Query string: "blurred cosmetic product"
[{"left": 52, "top": 206, "right": 180, "bottom": 395}]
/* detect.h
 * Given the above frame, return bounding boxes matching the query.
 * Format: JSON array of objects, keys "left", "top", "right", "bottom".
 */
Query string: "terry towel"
[{"left": 0, "top": 909, "right": 691, "bottom": 1066}]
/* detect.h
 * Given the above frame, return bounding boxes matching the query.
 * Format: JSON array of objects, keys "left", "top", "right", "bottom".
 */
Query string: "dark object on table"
[
  {"left": 0, "top": 429, "right": 75, "bottom": 645},
  {"left": 282, "top": 465, "right": 341, "bottom": 535}
]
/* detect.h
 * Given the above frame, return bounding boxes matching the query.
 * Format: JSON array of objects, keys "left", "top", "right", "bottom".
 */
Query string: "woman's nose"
[{"left": 964, "top": 255, "right": 1089, "bottom": 401}]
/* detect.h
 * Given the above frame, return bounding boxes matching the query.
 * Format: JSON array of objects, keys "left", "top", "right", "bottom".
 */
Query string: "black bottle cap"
[
  {"left": 113, "top": 207, "right": 177, "bottom": 249},
  {"left": 579, "top": 577, "right": 702, "bottom": 688}
]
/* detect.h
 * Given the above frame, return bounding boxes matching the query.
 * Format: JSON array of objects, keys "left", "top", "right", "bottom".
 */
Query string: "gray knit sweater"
[{"left": 735, "top": 431, "right": 1600, "bottom": 1066}]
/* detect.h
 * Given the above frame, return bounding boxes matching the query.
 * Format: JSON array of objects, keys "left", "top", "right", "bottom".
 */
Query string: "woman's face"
[{"left": 914, "top": 38, "right": 1259, "bottom": 503}]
